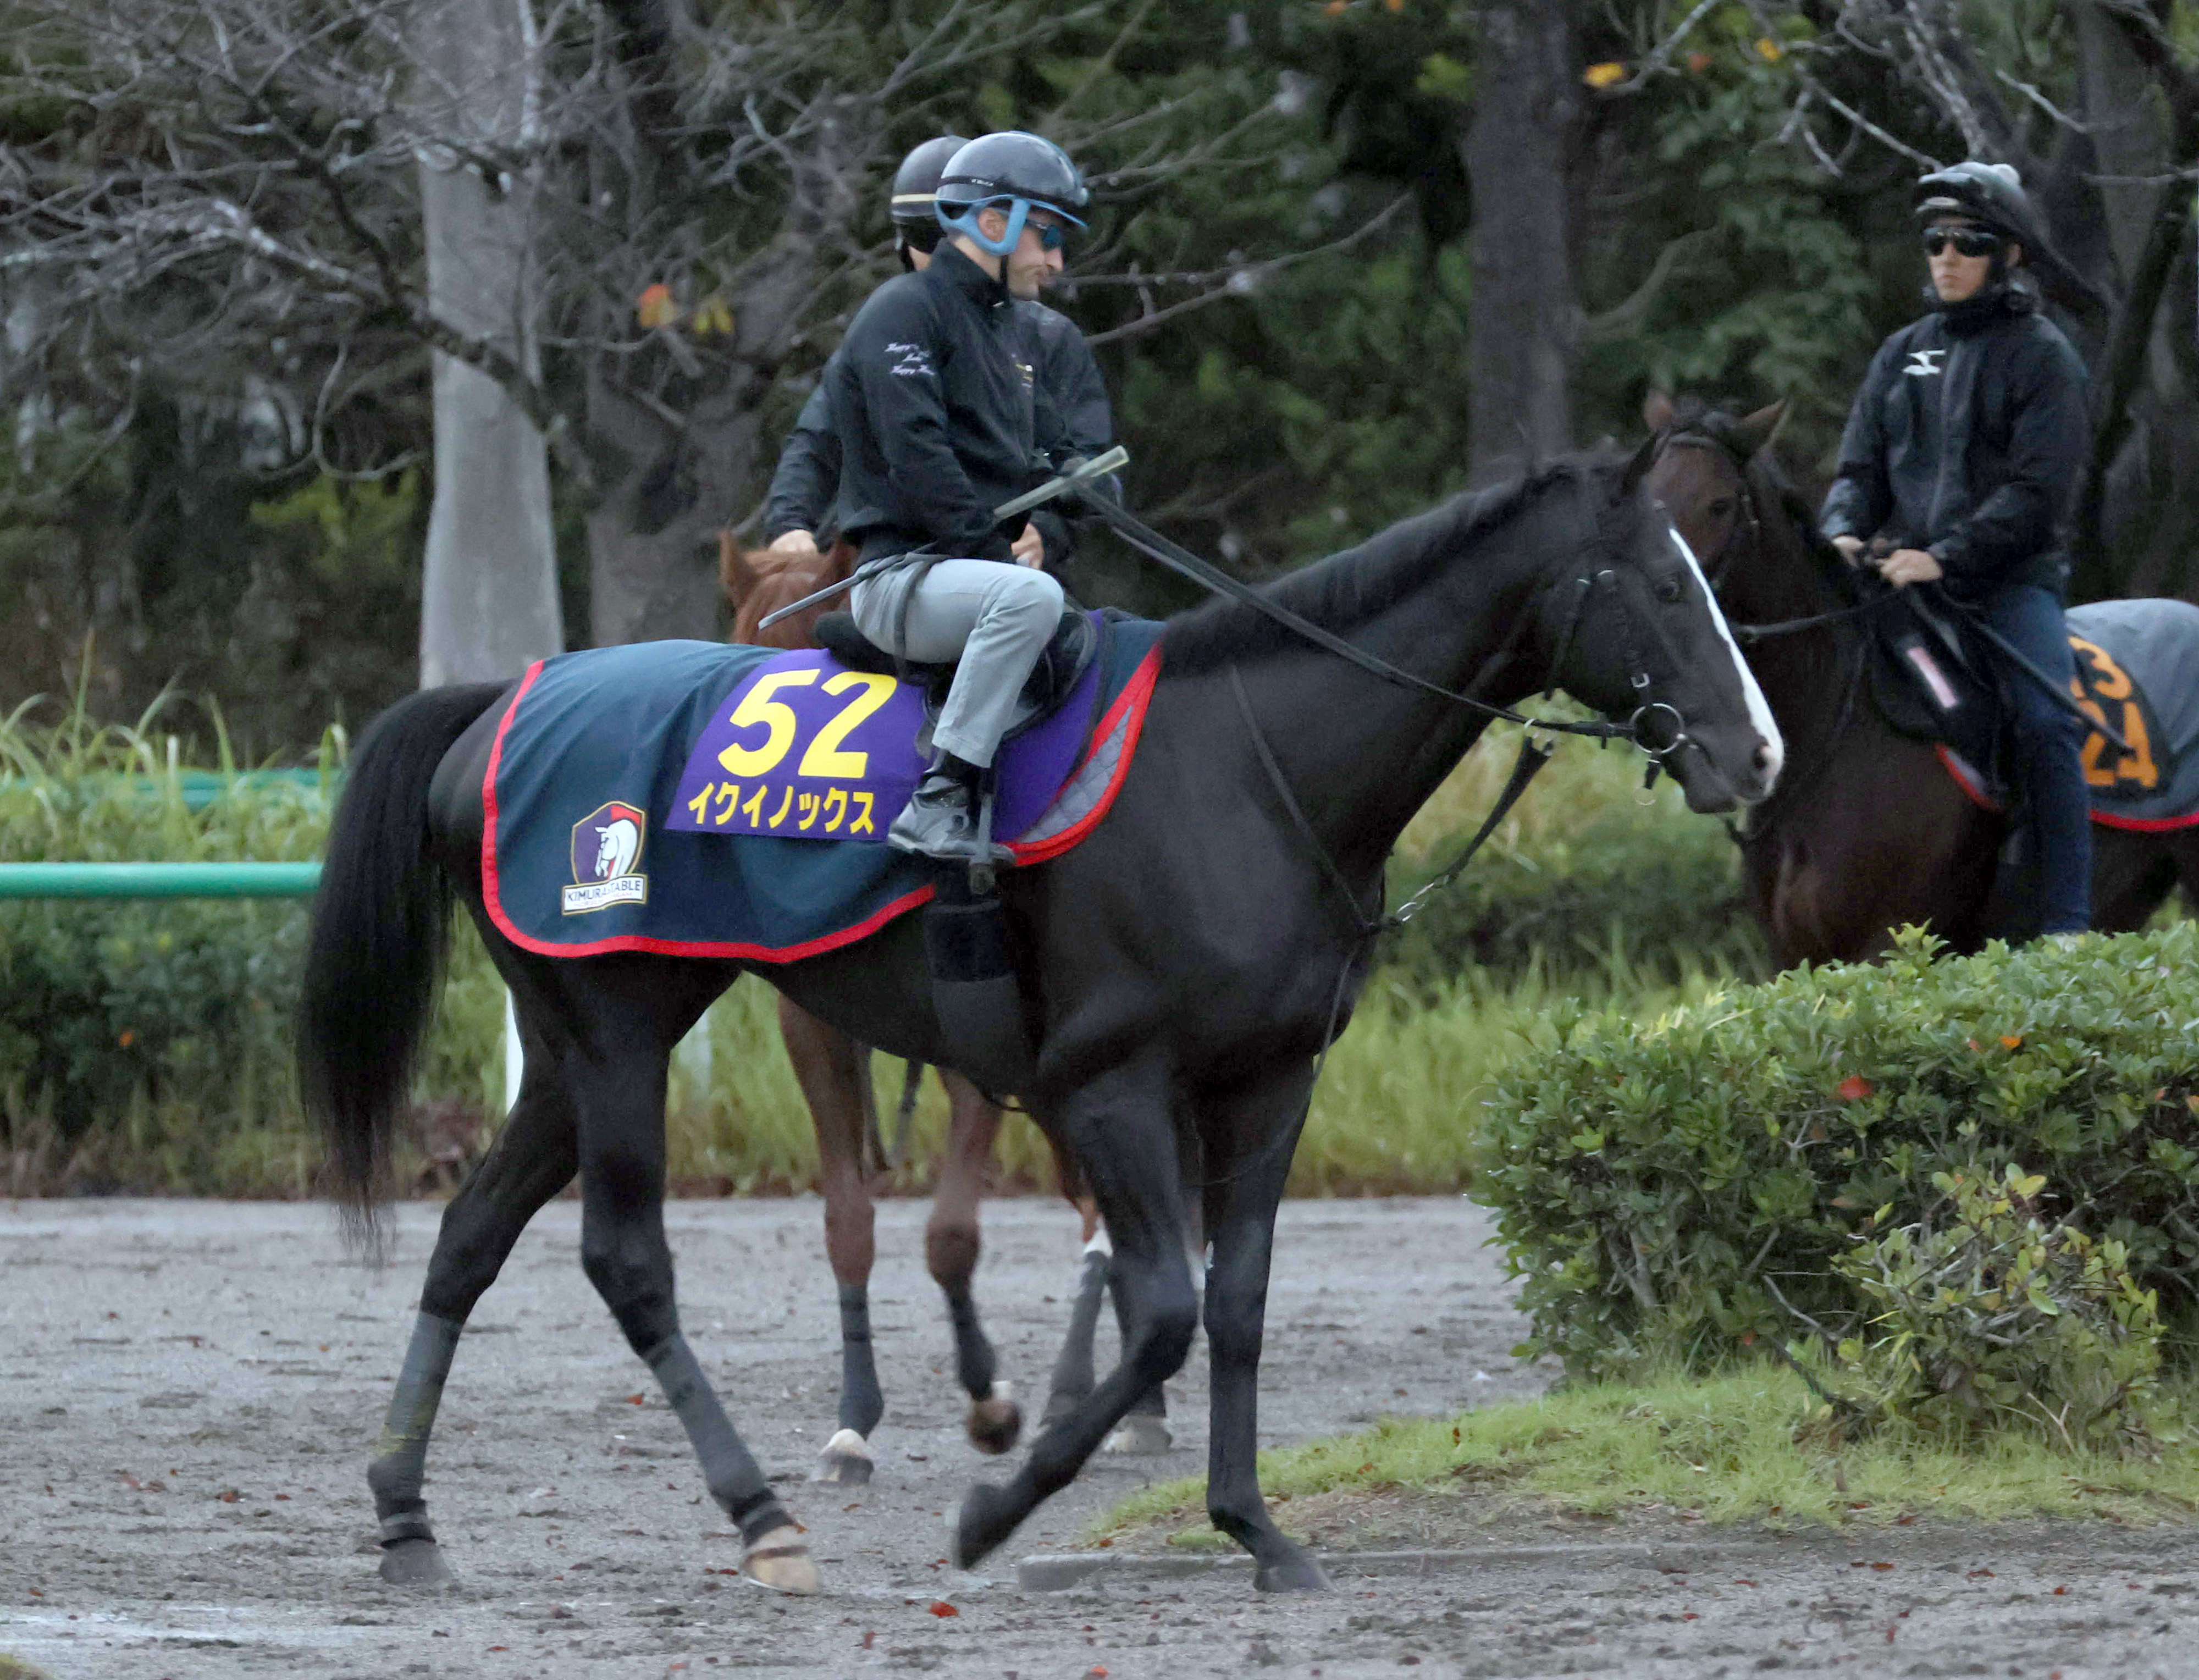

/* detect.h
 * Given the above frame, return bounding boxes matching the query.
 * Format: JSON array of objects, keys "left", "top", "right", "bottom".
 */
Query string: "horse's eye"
[
  {"left": 1709, "top": 499, "right": 1735, "bottom": 518},
  {"left": 1655, "top": 576, "right": 1684, "bottom": 604}
]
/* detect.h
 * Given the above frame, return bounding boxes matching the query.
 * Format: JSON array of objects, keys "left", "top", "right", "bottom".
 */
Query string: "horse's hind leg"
[
  {"left": 1042, "top": 1204, "right": 1111, "bottom": 1427},
  {"left": 928, "top": 1069, "right": 1020, "bottom": 1454},
  {"left": 369, "top": 993, "right": 578, "bottom": 1585},
  {"left": 574, "top": 961, "right": 815, "bottom": 1591},
  {"left": 780, "top": 993, "right": 884, "bottom": 1485},
  {"left": 2089, "top": 829, "right": 2179, "bottom": 933},
  {"left": 952, "top": 1054, "right": 1198, "bottom": 1570}
]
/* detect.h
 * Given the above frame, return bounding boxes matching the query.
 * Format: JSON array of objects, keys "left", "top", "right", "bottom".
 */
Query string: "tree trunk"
[
  {"left": 2072, "top": 1, "right": 2163, "bottom": 291},
  {"left": 1463, "top": 0, "right": 1580, "bottom": 482},
  {"left": 583, "top": 379, "right": 761, "bottom": 645},
  {"left": 412, "top": 0, "right": 563, "bottom": 687}
]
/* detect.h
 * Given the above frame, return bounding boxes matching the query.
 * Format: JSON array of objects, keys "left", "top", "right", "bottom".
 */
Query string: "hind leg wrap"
[
  {"left": 837, "top": 1283, "right": 886, "bottom": 1438},
  {"left": 367, "top": 1312, "right": 463, "bottom": 1545},
  {"left": 645, "top": 1333, "right": 786, "bottom": 1544}
]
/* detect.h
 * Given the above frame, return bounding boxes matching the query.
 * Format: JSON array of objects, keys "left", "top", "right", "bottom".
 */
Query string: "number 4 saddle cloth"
[
  {"left": 482, "top": 612, "right": 1165, "bottom": 959},
  {"left": 1906, "top": 597, "right": 2199, "bottom": 832}
]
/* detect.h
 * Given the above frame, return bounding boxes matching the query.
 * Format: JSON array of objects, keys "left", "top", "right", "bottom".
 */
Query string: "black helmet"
[
  {"left": 1914, "top": 161, "right": 2040, "bottom": 249},
  {"left": 935, "top": 131, "right": 1088, "bottom": 256},
  {"left": 889, "top": 135, "right": 969, "bottom": 228}
]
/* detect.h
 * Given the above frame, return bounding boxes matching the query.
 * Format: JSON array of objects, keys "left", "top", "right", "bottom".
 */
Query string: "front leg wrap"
[
  {"left": 645, "top": 1333, "right": 788, "bottom": 1543},
  {"left": 366, "top": 1312, "right": 463, "bottom": 1545}
]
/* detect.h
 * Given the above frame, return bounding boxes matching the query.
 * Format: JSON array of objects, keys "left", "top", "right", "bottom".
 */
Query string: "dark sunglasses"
[
  {"left": 1922, "top": 226, "right": 2001, "bottom": 258},
  {"left": 1030, "top": 219, "right": 1070, "bottom": 252}
]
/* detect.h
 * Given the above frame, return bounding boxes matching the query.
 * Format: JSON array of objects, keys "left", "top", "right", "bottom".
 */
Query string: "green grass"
[{"left": 1095, "top": 1368, "right": 2199, "bottom": 1549}]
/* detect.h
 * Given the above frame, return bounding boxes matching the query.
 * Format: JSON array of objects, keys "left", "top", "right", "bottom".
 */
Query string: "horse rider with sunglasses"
[
  {"left": 824, "top": 131, "right": 1097, "bottom": 863},
  {"left": 1819, "top": 162, "right": 2094, "bottom": 940},
  {"left": 761, "top": 135, "right": 1118, "bottom": 593}
]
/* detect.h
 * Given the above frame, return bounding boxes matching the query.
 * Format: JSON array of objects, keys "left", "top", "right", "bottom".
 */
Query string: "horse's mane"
[{"left": 1161, "top": 456, "right": 1627, "bottom": 675}]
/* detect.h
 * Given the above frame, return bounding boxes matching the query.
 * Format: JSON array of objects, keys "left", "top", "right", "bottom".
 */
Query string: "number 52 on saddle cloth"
[{"left": 479, "top": 612, "right": 1165, "bottom": 961}]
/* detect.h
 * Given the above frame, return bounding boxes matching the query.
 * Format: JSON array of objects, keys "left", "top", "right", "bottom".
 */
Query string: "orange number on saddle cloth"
[{"left": 2068, "top": 635, "right": 2160, "bottom": 792}]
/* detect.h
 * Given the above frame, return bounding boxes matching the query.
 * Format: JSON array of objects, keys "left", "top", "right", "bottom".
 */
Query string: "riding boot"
[{"left": 888, "top": 751, "right": 1006, "bottom": 865}]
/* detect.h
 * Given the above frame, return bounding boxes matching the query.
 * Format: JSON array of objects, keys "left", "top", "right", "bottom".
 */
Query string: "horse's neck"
[
  {"left": 1738, "top": 489, "right": 1865, "bottom": 775},
  {"left": 1228, "top": 534, "right": 1543, "bottom": 876}
]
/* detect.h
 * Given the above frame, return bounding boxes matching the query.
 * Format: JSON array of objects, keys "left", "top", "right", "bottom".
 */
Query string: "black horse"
[{"left": 299, "top": 451, "right": 1779, "bottom": 1596}]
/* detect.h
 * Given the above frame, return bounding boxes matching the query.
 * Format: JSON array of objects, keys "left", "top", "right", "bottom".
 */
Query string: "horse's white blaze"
[{"left": 1670, "top": 526, "right": 1783, "bottom": 789}]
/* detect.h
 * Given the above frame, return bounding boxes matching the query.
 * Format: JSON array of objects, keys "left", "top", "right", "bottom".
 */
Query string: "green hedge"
[
  {"left": 1382, "top": 723, "right": 1765, "bottom": 992},
  {"left": 1477, "top": 926, "right": 2199, "bottom": 1379}
]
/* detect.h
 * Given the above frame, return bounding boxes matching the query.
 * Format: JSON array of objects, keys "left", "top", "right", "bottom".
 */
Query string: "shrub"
[
  {"left": 1382, "top": 723, "right": 1765, "bottom": 992},
  {"left": 1477, "top": 925, "right": 2199, "bottom": 1379},
  {"left": 1827, "top": 1164, "right": 2164, "bottom": 1456}
]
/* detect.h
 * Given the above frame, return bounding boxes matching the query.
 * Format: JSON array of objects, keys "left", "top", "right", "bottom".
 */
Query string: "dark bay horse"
[
  {"left": 1643, "top": 396, "right": 2199, "bottom": 962},
  {"left": 300, "top": 452, "right": 1778, "bottom": 1595},
  {"left": 719, "top": 529, "right": 1148, "bottom": 1484}
]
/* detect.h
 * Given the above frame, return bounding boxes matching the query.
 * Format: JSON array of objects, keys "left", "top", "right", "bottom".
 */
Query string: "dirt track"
[{"left": 2, "top": 1196, "right": 2195, "bottom": 1679}]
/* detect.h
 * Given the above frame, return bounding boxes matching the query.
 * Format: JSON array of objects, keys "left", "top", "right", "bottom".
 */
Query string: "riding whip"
[{"left": 756, "top": 446, "right": 1130, "bottom": 631}]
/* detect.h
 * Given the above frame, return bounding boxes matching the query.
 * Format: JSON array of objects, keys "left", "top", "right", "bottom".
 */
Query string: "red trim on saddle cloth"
[
  {"left": 1004, "top": 642, "right": 1163, "bottom": 866},
  {"left": 1933, "top": 744, "right": 2199, "bottom": 832},
  {"left": 478, "top": 642, "right": 1168, "bottom": 963}
]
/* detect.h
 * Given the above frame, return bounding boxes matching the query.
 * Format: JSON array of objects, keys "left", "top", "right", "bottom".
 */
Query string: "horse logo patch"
[{"left": 563, "top": 801, "right": 649, "bottom": 914}]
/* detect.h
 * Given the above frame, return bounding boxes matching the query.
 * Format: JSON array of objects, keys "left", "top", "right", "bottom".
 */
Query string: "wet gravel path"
[{"left": 1, "top": 1196, "right": 2193, "bottom": 1678}]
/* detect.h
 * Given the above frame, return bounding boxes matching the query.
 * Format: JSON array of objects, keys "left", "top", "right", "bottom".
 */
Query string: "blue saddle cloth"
[
  {"left": 1927, "top": 598, "right": 2199, "bottom": 831},
  {"left": 481, "top": 614, "right": 1165, "bottom": 960}
]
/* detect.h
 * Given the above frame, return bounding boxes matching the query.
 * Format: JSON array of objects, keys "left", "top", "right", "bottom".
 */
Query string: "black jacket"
[
  {"left": 763, "top": 296, "right": 1116, "bottom": 563},
  {"left": 823, "top": 244, "right": 1045, "bottom": 565},
  {"left": 1819, "top": 292, "right": 2090, "bottom": 598}
]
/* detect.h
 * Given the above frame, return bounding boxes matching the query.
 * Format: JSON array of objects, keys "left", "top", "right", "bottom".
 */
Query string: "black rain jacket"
[
  {"left": 763, "top": 295, "right": 1117, "bottom": 566},
  {"left": 1819, "top": 289, "right": 2090, "bottom": 599},
  {"left": 822, "top": 244, "right": 1050, "bottom": 566}
]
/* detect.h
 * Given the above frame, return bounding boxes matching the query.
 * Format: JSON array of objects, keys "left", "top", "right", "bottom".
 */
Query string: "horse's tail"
[{"left": 300, "top": 682, "right": 506, "bottom": 1247}]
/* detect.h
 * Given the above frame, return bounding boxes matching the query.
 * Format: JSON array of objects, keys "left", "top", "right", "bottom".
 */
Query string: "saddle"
[
  {"left": 1866, "top": 587, "right": 2004, "bottom": 783},
  {"left": 813, "top": 605, "right": 1103, "bottom": 748}
]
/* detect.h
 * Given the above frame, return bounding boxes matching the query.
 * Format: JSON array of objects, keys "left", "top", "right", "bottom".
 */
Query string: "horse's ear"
[
  {"left": 1642, "top": 389, "right": 1676, "bottom": 433},
  {"left": 720, "top": 531, "right": 762, "bottom": 604},
  {"left": 1727, "top": 399, "right": 1789, "bottom": 460},
  {"left": 1618, "top": 429, "right": 1659, "bottom": 499}
]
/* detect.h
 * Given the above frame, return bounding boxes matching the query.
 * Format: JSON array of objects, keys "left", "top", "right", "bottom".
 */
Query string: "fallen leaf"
[
  {"left": 2000, "top": 1035, "right": 2024, "bottom": 1050},
  {"left": 929, "top": 1601, "right": 958, "bottom": 1618},
  {"left": 1836, "top": 1075, "right": 1874, "bottom": 1102}
]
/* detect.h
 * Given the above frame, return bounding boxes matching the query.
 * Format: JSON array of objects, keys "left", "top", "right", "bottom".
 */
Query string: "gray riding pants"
[{"left": 849, "top": 558, "right": 1064, "bottom": 769}]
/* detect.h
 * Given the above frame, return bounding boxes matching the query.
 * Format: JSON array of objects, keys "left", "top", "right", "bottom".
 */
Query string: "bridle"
[{"left": 1200, "top": 466, "right": 1708, "bottom": 948}]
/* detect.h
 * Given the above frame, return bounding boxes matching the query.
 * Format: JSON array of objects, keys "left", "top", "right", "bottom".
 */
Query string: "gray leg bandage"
[
  {"left": 645, "top": 1333, "right": 784, "bottom": 1543},
  {"left": 367, "top": 1311, "right": 463, "bottom": 1544}
]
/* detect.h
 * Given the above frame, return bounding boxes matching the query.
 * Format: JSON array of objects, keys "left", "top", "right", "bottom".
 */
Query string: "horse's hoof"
[
  {"left": 810, "top": 1427, "right": 875, "bottom": 1485},
  {"left": 378, "top": 1537, "right": 455, "bottom": 1586},
  {"left": 966, "top": 1380, "right": 1021, "bottom": 1456},
  {"left": 1102, "top": 1414, "right": 1174, "bottom": 1455},
  {"left": 1254, "top": 1549, "right": 1334, "bottom": 1594},
  {"left": 742, "top": 1523, "right": 822, "bottom": 1595},
  {"left": 949, "top": 1481, "right": 1019, "bottom": 1570}
]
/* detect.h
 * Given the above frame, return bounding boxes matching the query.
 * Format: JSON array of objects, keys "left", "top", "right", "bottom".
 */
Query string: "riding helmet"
[
  {"left": 935, "top": 131, "right": 1089, "bottom": 256},
  {"left": 890, "top": 135, "right": 970, "bottom": 227},
  {"left": 1914, "top": 161, "right": 2040, "bottom": 251}
]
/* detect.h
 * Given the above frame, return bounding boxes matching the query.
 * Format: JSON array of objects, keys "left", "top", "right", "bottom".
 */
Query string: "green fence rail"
[{"left": 0, "top": 862, "right": 322, "bottom": 898}]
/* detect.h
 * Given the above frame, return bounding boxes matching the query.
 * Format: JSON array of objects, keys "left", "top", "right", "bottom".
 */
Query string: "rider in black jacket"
[
  {"left": 1820, "top": 162, "right": 2093, "bottom": 937},
  {"left": 827, "top": 132, "right": 1094, "bottom": 862},
  {"left": 759, "top": 138, "right": 1115, "bottom": 570}
]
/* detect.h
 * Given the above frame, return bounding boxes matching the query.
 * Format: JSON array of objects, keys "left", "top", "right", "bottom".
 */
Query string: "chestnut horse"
[
  {"left": 1643, "top": 396, "right": 2198, "bottom": 963},
  {"left": 717, "top": 533, "right": 1166, "bottom": 1483}
]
